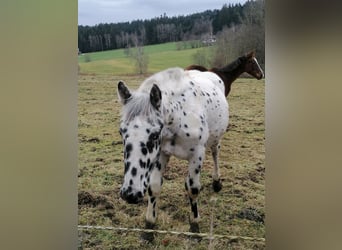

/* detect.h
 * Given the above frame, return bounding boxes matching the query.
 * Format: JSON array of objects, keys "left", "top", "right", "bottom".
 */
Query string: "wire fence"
[
  {"left": 78, "top": 196, "right": 265, "bottom": 247},
  {"left": 78, "top": 224, "right": 265, "bottom": 242}
]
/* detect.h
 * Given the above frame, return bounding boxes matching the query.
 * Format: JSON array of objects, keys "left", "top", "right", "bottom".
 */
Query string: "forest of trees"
[
  {"left": 195, "top": 0, "right": 265, "bottom": 70},
  {"left": 79, "top": 1, "right": 261, "bottom": 48}
]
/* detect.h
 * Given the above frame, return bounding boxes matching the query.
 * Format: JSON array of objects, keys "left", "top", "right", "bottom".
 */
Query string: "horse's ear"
[
  {"left": 150, "top": 84, "right": 162, "bottom": 110},
  {"left": 246, "top": 50, "right": 256, "bottom": 58},
  {"left": 118, "top": 81, "right": 132, "bottom": 104}
]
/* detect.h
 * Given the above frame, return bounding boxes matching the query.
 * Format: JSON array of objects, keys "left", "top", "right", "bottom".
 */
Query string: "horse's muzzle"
[{"left": 120, "top": 188, "right": 143, "bottom": 204}]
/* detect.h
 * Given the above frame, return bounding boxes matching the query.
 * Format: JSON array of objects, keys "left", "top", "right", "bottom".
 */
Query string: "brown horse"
[{"left": 185, "top": 51, "right": 264, "bottom": 96}]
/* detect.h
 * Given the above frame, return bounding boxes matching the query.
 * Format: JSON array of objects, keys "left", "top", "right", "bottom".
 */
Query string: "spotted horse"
[{"left": 117, "top": 67, "right": 229, "bottom": 240}]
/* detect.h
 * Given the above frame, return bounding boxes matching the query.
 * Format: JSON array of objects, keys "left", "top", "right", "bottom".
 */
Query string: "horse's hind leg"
[{"left": 211, "top": 143, "right": 222, "bottom": 192}]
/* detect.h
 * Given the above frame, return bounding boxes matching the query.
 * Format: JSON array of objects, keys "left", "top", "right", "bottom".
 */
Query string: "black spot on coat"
[
  {"left": 141, "top": 147, "right": 148, "bottom": 155},
  {"left": 125, "top": 143, "right": 133, "bottom": 159},
  {"left": 139, "top": 159, "right": 146, "bottom": 168},
  {"left": 131, "top": 167, "right": 137, "bottom": 176},
  {"left": 124, "top": 162, "right": 131, "bottom": 174}
]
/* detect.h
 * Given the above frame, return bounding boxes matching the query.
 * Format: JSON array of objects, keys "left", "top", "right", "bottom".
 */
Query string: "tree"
[
  {"left": 131, "top": 32, "right": 149, "bottom": 74},
  {"left": 193, "top": 48, "right": 212, "bottom": 68},
  {"left": 211, "top": 0, "right": 265, "bottom": 71},
  {"left": 132, "top": 46, "right": 149, "bottom": 74}
]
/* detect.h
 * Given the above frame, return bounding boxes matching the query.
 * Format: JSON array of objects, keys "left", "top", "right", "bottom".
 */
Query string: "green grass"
[
  {"left": 79, "top": 48, "right": 127, "bottom": 62},
  {"left": 148, "top": 48, "right": 203, "bottom": 72},
  {"left": 78, "top": 73, "right": 265, "bottom": 249},
  {"left": 78, "top": 42, "right": 209, "bottom": 75}
]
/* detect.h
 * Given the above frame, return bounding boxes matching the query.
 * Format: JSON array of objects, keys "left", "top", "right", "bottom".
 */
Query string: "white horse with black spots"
[{"left": 117, "top": 67, "right": 229, "bottom": 240}]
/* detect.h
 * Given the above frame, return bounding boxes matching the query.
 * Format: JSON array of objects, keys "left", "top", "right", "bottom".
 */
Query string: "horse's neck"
[{"left": 212, "top": 65, "right": 244, "bottom": 96}]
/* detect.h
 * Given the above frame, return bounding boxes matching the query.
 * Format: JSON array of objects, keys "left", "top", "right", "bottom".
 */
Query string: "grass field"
[
  {"left": 78, "top": 69, "right": 265, "bottom": 249},
  {"left": 78, "top": 42, "right": 210, "bottom": 75}
]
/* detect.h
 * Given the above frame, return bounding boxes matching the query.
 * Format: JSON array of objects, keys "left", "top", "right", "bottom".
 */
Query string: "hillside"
[{"left": 78, "top": 42, "right": 213, "bottom": 75}]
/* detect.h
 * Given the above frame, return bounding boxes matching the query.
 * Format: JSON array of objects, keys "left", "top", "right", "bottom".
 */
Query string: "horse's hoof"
[
  {"left": 141, "top": 232, "right": 154, "bottom": 243},
  {"left": 213, "top": 179, "right": 222, "bottom": 192},
  {"left": 141, "top": 221, "right": 155, "bottom": 243},
  {"left": 189, "top": 222, "right": 200, "bottom": 233},
  {"left": 189, "top": 222, "right": 201, "bottom": 242}
]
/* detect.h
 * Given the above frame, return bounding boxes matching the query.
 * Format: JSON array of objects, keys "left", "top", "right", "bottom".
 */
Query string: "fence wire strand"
[{"left": 78, "top": 225, "right": 265, "bottom": 242}]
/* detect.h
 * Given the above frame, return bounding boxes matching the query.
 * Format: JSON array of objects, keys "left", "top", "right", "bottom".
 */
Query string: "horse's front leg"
[
  {"left": 143, "top": 153, "right": 169, "bottom": 242},
  {"left": 185, "top": 148, "right": 205, "bottom": 233}
]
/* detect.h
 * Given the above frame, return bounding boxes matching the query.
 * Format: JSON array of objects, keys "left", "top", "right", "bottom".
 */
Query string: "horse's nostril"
[
  {"left": 120, "top": 188, "right": 126, "bottom": 199},
  {"left": 125, "top": 193, "right": 142, "bottom": 204}
]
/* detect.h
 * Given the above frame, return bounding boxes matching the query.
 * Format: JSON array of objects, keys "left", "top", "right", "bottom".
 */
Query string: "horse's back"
[
  {"left": 139, "top": 67, "right": 224, "bottom": 96},
  {"left": 139, "top": 67, "right": 228, "bottom": 149},
  {"left": 186, "top": 70, "right": 225, "bottom": 95},
  {"left": 139, "top": 67, "right": 185, "bottom": 93}
]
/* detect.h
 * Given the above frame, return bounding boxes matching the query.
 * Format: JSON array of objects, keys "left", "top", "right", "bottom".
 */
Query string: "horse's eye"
[{"left": 151, "top": 132, "right": 159, "bottom": 141}]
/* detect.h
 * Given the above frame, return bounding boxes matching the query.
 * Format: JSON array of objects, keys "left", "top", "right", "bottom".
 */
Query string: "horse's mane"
[{"left": 121, "top": 92, "right": 159, "bottom": 123}]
